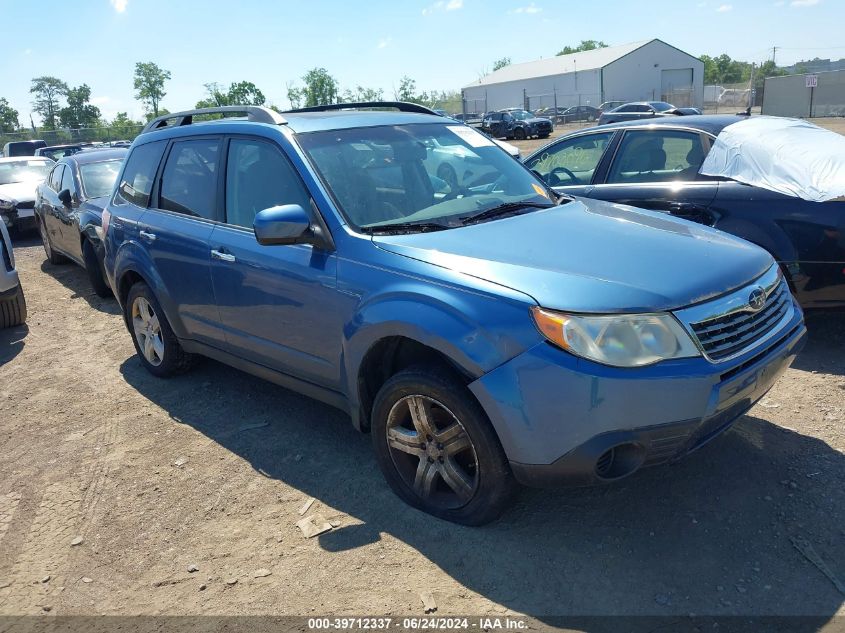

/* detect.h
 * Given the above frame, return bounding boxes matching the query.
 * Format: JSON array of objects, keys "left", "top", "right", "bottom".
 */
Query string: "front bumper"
[
  {"left": 469, "top": 303, "right": 806, "bottom": 487},
  {"left": 1, "top": 208, "right": 37, "bottom": 232}
]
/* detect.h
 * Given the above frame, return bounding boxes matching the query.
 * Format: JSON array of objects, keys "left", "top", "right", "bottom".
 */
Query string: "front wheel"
[
  {"left": 371, "top": 366, "right": 517, "bottom": 525},
  {"left": 512, "top": 128, "right": 527, "bottom": 140},
  {"left": 125, "top": 282, "right": 194, "bottom": 377}
]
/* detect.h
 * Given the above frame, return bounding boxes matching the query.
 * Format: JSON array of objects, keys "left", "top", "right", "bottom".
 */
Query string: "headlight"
[
  {"left": 531, "top": 307, "right": 700, "bottom": 367},
  {"left": 0, "top": 199, "right": 13, "bottom": 211}
]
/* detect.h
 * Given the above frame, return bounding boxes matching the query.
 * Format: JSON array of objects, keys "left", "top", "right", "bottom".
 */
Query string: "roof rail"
[
  {"left": 141, "top": 106, "right": 287, "bottom": 134},
  {"left": 285, "top": 101, "right": 440, "bottom": 116}
]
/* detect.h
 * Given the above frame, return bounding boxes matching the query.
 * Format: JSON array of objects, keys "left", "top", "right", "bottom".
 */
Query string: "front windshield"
[
  {"left": 0, "top": 160, "right": 52, "bottom": 186},
  {"left": 80, "top": 160, "right": 122, "bottom": 199},
  {"left": 297, "top": 123, "right": 556, "bottom": 231},
  {"left": 510, "top": 110, "right": 534, "bottom": 120}
]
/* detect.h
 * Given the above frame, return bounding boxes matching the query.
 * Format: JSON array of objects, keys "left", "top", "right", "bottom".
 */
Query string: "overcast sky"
[{"left": 1, "top": 0, "right": 843, "bottom": 123}]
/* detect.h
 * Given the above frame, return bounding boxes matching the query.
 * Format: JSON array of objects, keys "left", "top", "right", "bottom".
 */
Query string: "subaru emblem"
[{"left": 748, "top": 287, "right": 766, "bottom": 311}]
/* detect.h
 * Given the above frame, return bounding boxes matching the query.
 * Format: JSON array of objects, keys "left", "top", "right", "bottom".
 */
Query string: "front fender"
[
  {"left": 112, "top": 240, "right": 188, "bottom": 339},
  {"left": 341, "top": 279, "right": 542, "bottom": 425}
]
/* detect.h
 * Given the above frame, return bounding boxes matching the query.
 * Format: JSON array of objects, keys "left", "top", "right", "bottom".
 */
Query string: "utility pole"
[{"left": 772, "top": 46, "right": 778, "bottom": 64}]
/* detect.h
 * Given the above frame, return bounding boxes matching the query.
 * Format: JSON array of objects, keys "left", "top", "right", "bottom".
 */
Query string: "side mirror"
[
  {"left": 253, "top": 204, "right": 310, "bottom": 246},
  {"left": 58, "top": 188, "right": 72, "bottom": 207}
]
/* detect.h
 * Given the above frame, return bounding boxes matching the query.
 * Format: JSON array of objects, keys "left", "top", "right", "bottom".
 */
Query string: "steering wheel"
[{"left": 549, "top": 167, "right": 578, "bottom": 185}]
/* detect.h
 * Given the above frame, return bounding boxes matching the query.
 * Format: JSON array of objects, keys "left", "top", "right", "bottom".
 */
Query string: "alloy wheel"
[
  {"left": 385, "top": 395, "right": 479, "bottom": 510},
  {"left": 131, "top": 296, "right": 164, "bottom": 366}
]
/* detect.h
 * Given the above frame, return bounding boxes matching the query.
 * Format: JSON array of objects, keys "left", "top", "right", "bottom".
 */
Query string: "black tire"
[
  {"left": 0, "top": 283, "right": 27, "bottom": 329},
  {"left": 125, "top": 281, "right": 194, "bottom": 377},
  {"left": 513, "top": 128, "right": 527, "bottom": 141},
  {"left": 371, "top": 365, "right": 517, "bottom": 526},
  {"left": 38, "top": 218, "right": 66, "bottom": 265},
  {"left": 82, "top": 240, "right": 112, "bottom": 298}
]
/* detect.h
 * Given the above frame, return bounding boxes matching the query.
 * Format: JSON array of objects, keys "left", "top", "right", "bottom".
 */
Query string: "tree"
[
  {"left": 0, "top": 98, "right": 19, "bottom": 133},
  {"left": 133, "top": 61, "right": 171, "bottom": 118},
  {"left": 59, "top": 84, "right": 101, "bottom": 129},
  {"left": 395, "top": 76, "right": 431, "bottom": 105},
  {"left": 556, "top": 40, "right": 607, "bottom": 56},
  {"left": 109, "top": 112, "right": 143, "bottom": 139},
  {"left": 700, "top": 54, "right": 751, "bottom": 85},
  {"left": 30, "top": 76, "right": 68, "bottom": 129},
  {"left": 754, "top": 60, "right": 786, "bottom": 91},
  {"left": 228, "top": 81, "right": 266, "bottom": 106},
  {"left": 339, "top": 85, "right": 384, "bottom": 103},
  {"left": 492, "top": 57, "right": 511, "bottom": 71},
  {"left": 287, "top": 68, "right": 338, "bottom": 108}
]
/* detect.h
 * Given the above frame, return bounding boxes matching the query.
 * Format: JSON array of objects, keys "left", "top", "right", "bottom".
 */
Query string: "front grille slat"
[
  {"left": 688, "top": 277, "right": 791, "bottom": 362},
  {"left": 691, "top": 286, "right": 786, "bottom": 337}
]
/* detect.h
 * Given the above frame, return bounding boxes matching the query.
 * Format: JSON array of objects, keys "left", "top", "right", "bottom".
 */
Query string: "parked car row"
[{"left": 5, "top": 102, "right": 832, "bottom": 528}]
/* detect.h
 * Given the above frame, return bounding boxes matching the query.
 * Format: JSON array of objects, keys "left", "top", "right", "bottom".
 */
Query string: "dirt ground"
[{"left": 1, "top": 212, "right": 844, "bottom": 624}]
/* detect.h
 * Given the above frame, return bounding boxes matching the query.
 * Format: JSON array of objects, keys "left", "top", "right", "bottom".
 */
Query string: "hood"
[
  {"left": 524, "top": 117, "right": 551, "bottom": 125},
  {"left": 0, "top": 181, "right": 39, "bottom": 204},
  {"left": 373, "top": 199, "right": 773, "bottom": 313}
]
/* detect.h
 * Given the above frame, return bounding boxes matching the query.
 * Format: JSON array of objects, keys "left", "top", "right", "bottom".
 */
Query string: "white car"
[
  {"left": 0, "top": 157, "right": 53, "bottom": 232},
  {"left": 424, "top": 137, "right": 521, "bottom": 191}
]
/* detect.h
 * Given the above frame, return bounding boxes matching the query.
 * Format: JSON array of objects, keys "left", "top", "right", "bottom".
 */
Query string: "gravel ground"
[{"left": 0, "top": 203, "right": 844, "bottom": 624}]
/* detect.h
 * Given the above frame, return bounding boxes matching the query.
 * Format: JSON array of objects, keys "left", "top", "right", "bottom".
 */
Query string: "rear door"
[
  {"left": 41, "top": 164, "right": 65, "bottom": 248},
  {"left": 208, "top": 135, "right": 343, "bottom": 388},
  {"left": 587, "top": 128, "right": 719, "bottom": 225},
  {"left": 56, "top": 163, "right": 82, "bottom": 259},
  {"left": 523, "top": 130, "right": 616, "bottom": 197},
  {"left": 141, "top": 137, "right": 224, "bottom": 346}
]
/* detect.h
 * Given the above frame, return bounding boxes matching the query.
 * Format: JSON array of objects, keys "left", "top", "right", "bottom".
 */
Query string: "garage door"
[{"left": 662, "top": 68, "right": 693, "bottom": 106}]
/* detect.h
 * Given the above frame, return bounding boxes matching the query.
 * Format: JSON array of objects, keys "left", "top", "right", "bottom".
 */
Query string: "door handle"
[
  {"left": 211, "top": 249, "right": 236, "bottom": 263},
  {"left": 139, "top": 230, "right": 157, "bottom": 243}
]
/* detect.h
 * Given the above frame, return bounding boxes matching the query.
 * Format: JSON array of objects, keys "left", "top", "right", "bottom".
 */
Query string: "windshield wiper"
[
  {"left": 458, "top": 201, "right": 554, "bottom": 225},
  {"left": 362, "top": 221, "right": 452, "bottom": 235}
]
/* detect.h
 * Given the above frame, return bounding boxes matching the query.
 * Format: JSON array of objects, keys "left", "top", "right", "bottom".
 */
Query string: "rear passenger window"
[
  {"left": 49, "top": 165, "right": 64, "bottom": 191},
  {"left": 60, "top": 165, "right": 75, "bottom": 195},
  {"left": 606, "top": 130, "right": 706, "bottom": 184},
  {"left": 159, "top": 139, "right": 220, "bottom": 220},
  {"left": 225, "top": 139, "right": 311, "bottom": 230},
  {"left": 118, "top": 141, "right": 166, "bottom": 207}
]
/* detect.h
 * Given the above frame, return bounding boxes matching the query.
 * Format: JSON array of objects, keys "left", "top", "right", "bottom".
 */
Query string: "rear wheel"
[
  {"left": 39, "top": 219, "right": 66, "bottom": 265},
  {"left": 0, "top": 283, "right": 27, "bottom": 329},
  {"left": 125, "top": 282, "right": 194, "bottom": 377},
  {"left": 371, "top": 366, "right": 517, "bottom": 525},
  {"left": 82, "top": 240, "right": 112, "bottom": 298}
]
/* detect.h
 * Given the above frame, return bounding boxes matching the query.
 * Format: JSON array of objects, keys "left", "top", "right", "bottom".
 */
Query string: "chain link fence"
[{"left": 0, "top": 125, "right": 144, "bottom": 152}]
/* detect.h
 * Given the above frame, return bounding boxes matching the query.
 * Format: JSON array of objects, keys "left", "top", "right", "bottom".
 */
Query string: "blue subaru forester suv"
[{"left": 103, "top": 103, "right": 806, "bottom": 525}]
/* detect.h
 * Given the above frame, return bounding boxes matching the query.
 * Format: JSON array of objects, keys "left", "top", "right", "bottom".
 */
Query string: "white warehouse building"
[{"left": 462, "top": 39, "right": 704, "bottom": 114}]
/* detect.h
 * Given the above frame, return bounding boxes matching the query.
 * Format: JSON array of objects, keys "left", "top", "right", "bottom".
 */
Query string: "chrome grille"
[
  {"left": 674, "top": 265, "right": 794, "bottom": 364},
  {"left": 690, "top": 278, "right": 790, "bottom": 361}
]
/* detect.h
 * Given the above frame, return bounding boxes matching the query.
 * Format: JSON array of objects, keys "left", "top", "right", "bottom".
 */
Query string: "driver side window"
[{"left": 524, "top": 131, "right": 614, "bottom": 187}]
